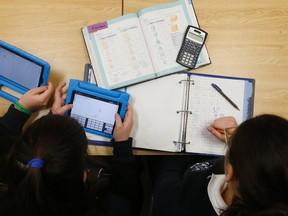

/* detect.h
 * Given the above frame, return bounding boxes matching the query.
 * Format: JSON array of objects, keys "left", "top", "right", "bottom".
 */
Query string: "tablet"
[
  {"left": 0, "top": 40, "right": 50, "bottom": 102},
  {"left": 66, "top": 79, "right": 130, "bottom": 138}
]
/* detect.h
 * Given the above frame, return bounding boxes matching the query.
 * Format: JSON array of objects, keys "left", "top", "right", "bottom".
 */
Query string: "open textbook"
[{"left": 82, "top": 0, "right": 211, "bottom": 90}]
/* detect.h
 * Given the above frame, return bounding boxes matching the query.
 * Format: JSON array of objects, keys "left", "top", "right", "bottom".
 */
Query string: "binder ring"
[
  {"left": 173, "top": 141, "right": 191, "bottom": 145},
  {"left": 176, "top": 110, "right": 192, "bottom": 114},
  {"left": 179, "top": 80, "right": 195, "bottom": 85}
]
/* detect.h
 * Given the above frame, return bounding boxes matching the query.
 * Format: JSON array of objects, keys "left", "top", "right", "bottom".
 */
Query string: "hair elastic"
[
  {"left": 13, "top": 102, "right": 33, "bottom": 115},
  {"left": 27, "top": 158, "right": 45, "bottom": 168}
]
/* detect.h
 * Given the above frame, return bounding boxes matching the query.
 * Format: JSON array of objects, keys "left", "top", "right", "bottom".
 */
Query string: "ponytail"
[
  {"left": 3, "top": 115, "right": 88, "bottom": 216},
  {"left": 16, "top": 167, "right": 45, "bottom": 209}
]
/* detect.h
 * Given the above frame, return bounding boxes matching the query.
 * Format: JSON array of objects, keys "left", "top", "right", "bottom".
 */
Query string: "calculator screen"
[
  {"left": 0, "top": 46, "right": 44, "bottom": 89},
  {"left": 69, "top": 91, "right": 121, "bottom": 135},
  {"left": 187, "top": 32, "right": 203, "bottom": 43}
]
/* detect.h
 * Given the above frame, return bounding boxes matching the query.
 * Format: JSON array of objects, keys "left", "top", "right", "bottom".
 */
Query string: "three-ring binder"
[
  {"left": 174, "top": 75, "right": 193, "bottom": 152},
  {"left": 124, "top": 72, "right": 254, "bottom": 155}
]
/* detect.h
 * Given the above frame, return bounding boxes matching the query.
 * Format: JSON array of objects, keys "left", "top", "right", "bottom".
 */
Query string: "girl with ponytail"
[{"left": 0, "top": 82, "right": 141, "bottom": 216}]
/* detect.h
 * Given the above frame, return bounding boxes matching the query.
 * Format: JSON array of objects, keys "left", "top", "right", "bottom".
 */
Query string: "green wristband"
[{"left": 14, "top": 102, "right": 33, "bottom": 115}]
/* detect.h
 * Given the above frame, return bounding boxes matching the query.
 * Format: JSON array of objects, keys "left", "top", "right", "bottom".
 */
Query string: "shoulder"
[
  {"left": 186, "top": 157, "right": 225, "bottom": 176},
  {"left": 188, "top": 156, "right": 224, "bottom": 174},
  {"left": 0, "top": 104, "right": 30, "bottom": 135},
  {"left": 0, "top": 105, "right": 30, "bottom": 157},
  {"left": 153, "top": 157, "right": 223, "bottom": 216},
  {"left": 179, "top": 157, "right": 225, "bottom": 206}
]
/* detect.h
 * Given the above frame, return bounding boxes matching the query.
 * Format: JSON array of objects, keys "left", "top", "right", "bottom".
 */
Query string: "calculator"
[{"left": 176, "top": 25, "right": 207, "bottom": 69}]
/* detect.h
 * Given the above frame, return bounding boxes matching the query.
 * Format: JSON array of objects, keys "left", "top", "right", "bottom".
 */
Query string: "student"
[
  {"left": 0, "top": 82, "right": 141, "bottom": 216},
  {"left": 0, "top": 82, "right": 54, "bottom": 159},
  {"left": 150, "top": 114, "right": 288, "bottom": 215}
]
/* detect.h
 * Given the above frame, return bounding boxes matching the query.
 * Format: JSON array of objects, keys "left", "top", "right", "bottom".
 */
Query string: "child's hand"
[
  {"left": 207, "top": 116, "right": 238, "bottom": 142},
  {"left": 113, "top": 104, "right": 134, "bottom": 142},
  {"left": 18, "top": 82, "right": 53, "bottom": 111},
  {"left": 51, "top": 82, "right": 73, "bottom": 115}
]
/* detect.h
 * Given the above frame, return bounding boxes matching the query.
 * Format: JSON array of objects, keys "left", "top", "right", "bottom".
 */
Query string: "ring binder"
[
  {"left": 125, "top": 72, "right": 255, "bottom": 155},
  {"left": 174, "top": 72, "right": 254, "bottom": 153}
]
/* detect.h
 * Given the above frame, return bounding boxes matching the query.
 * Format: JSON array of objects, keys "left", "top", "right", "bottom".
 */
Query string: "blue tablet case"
[
  {"left": 66, "top": 79, "right": 130, "bottom": 138},
  {"left": 0, "top": 40, "right": 50, "bottom": 102}
]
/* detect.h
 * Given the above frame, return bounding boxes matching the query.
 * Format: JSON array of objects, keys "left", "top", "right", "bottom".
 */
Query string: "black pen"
[{"left": 211, "top": 83, "right": 240, "bottom": 110}]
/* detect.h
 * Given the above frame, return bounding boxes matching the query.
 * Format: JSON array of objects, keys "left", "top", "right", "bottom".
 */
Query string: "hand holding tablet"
[{"left": 65, "top": 79, "right": 130, "bottom": 138}]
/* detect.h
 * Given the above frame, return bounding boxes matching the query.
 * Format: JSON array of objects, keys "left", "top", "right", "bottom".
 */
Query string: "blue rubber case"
[
  {"left": 66, "top": 79, "right": 130, "bottom": 138},
  {"left": 0, "top": 40, "right": 50, "bottom": 102}
]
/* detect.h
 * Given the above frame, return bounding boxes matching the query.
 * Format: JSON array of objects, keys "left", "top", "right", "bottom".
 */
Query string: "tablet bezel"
[{"left": 67, "top": 90, "right": 122, "bottom": 137}]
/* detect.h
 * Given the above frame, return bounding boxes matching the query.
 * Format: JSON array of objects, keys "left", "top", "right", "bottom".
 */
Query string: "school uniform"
[
  {"left": 0, "top": 105, "right": 142, "bottom": 216},
  {"left": 81, "top": 137, "right": 142, "bottom": 216},
  {"left": 152, "top": 155, "right": 227, "bottom": 216},
  {"left": 0, "top": 104, "right": 30, "bottom": 159}
]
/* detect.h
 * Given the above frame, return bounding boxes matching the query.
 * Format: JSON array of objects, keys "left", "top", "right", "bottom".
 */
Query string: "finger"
[
  {"left": 54, "top": 82, "right": 66, "bottom": 98},
  {"left": 29, "top": 82, "right": 53, "bottom": 97},
  {"left": 115, "top": 113, "right": 123, "bottom": 127},
  {"left": 58, "top": 104, "right": 73, "bottom": 115},
  {"left": 40, "top": 82, "right": 54, "bottom": 99},
  {"left": 29, "top": 85, "right": 49, "bottom": 95},
  {"left": 124, "top": 104, "right": 133, "bottom": 121},
  {"left": 62, "top": 93, "right": 67, "bottom": 100},
  {"left": 56, "top": 82, "right": 66, "bottom": 91},
  {"left": 126, "top": 103, "right": 132, "bottom": 113},
  {"left": 207, "top": 126, "right": 225, "bottom": 142}
]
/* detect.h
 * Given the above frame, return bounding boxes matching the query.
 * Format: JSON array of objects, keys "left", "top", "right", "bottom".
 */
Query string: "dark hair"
[
  {"left": 222, "top": 114, "right": 288, "bottom": 215},
  {"left": 2, "top": 114, "right": 89, "bottom": 216}
]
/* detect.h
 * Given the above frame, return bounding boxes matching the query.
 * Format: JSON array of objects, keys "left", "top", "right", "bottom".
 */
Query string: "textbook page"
[
  {"left": 138, "top": 1, "right": 190, "bottom": 77},
  {"left": 186, "top": 75, "right": 246, "bottom": 155},
  {"left": 83, "top": 13, "right": 156, "bottom": 90}
]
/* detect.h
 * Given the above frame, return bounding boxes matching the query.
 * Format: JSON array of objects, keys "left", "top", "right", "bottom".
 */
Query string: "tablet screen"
[
  {"left": 69, "top": 91, "right": 121, "bottom": 135},
  {"left": 0, "top": 46, "right": 44, "bottom": 89}
]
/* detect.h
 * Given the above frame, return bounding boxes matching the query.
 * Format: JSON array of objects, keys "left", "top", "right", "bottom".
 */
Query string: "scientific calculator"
[{"left": 176, "top": 25, "right": 207, "bottom": 69}]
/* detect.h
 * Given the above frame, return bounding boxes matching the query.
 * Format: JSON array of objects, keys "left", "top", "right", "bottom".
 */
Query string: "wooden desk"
[
  {"left": 1, "top": 0, "right": 288, "bottom": 155},
  {"left": 0, "top": 0, "right": 122, "bottom": 104},
  {"left": 125, "top": 0, "right": 288, "bottom": 118}
]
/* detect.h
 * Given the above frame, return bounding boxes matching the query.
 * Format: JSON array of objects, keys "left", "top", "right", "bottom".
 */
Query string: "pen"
[
  {"left": 215, "top": 128, "right": 225, "bottom": 134},
  {"left": 211, "top": 83, "right": 240, "bottom": 110},
  {"left": 215, "top": 128, "right": 234, "bottom": 135}
]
